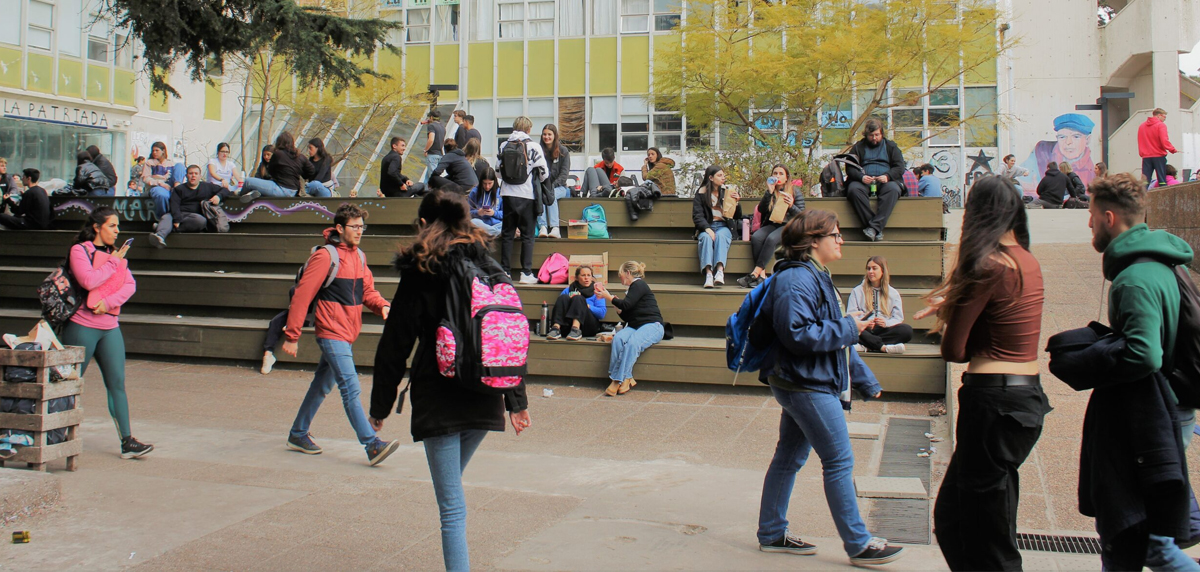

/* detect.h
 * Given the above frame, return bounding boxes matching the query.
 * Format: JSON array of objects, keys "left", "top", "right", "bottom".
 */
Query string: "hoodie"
[
  {"left": 1137, "top": 116, "right": 1177, "bottom": 158},
  {"left": 1035, "top": 166, "right": 1069, "bottom": 205},
  {"left": 1103, "top": 224, "right": 1194, "bottom": 378},
  {"left": 285, "top": 228, "right": 389, "bottom": 344},
  {"left": 643, "top": 157, "right": 677, "bottom": 196},
  {"left": 497, "top": 131, "right": 548, "bottom": 200}
]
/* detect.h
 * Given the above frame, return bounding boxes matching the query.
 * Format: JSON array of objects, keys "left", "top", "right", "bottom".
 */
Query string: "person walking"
[
  {"left": 62, "top": 207, "right": 154, "bottom": 459},
  {"left": 1137, "top": 108, "right": 1177, "bottom": 188},
  {"left": 370, "top": 190, "right": 531, "bottom": 572},
  {"left": 917, "top": 175, "right": 1051, "bottom": 571},
  {"left": 750, "top": 209, "right": 904, "bottom": 566},
  {"left": 594, "top": 261, "right": 664, "bottom": 397},
  {"left": 282, "top": 203, "right": 400, "bottom": 466}
]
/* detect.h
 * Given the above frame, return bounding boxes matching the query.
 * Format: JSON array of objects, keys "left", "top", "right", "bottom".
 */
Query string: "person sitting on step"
[
  {"left": 844, "top": 118, "right": 906, "bottom": 241},
  {"left": 468, "top": 167, "right": 503, "bottom": 237},
  {"left": 581, "top": 147, "right": 623, "bottom": 196},
  {"left": 546, "top": 265, "right": 607, "bottom": 341},
  {"left": 594, "top": 261, "right": 664, "bottom": 396},
  {"left": 739, "top": 164, "right": 802, "bottom": 288},
  {"left": 692, "top": 165, "right": 742, "bottom": 288},
  {"left": 149, "top": 165, "right": 231, "bottom": 248},
  {"left": 846, "top": 256, "right": 912, "bottom": 354}
]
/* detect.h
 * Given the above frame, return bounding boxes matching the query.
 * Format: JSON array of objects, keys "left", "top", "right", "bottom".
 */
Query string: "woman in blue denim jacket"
[{"left": 749, "top": 209, "right": 905, "bottom": 566}]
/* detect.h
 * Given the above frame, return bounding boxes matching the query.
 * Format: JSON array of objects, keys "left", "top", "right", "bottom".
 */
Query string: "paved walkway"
[{"left": 2, "top": 210, "right": 1197, "bottom": 571}]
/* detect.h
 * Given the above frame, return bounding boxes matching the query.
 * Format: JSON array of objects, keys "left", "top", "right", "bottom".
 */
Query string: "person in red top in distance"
[{"left": 1137, "top": 108, "right": 1177, "bottom": 188}]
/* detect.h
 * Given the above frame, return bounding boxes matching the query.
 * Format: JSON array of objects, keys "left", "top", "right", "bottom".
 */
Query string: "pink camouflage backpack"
[{"left": 435, "top": 252, "right": 529, "bottom": 393}]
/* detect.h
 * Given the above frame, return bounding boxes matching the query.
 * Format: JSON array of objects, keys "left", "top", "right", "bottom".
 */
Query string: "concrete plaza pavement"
[{"left": 2, "top": 209, "right": 1199, "bottom": 571}]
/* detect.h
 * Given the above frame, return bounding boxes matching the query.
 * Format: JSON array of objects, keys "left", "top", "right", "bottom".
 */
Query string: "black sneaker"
[
  {"left": 863, "top": 228, "right": 878, "bottom": 241},
  {"left": 120, "top": 436, "right": 154, "bottom": 459},
  {"left": 239, "top": 190, "right": 261, "bottom": 203},
  {"left": 566, "top": 327, "right": 583, "bottom": 341},
  {"left": 149, "top": 233, "right": 167, "bottom": 249},
  {"left": 737, "top": 274, "right": 755, "bottom": 288},
  {"left": 760, "top": 532, "right": 818, "bottom": 555},
  {"left": 367, "top": 438, "right": 400, "bottom": 466},
  {"left": 546, "top": 326, "right": 562, "bottom": 340},
  {"left": 849, "top": 538, "right": 905, "bottom": 566},
  {"left": 287, "top": 433, "right": 322, "bottom": 454}
]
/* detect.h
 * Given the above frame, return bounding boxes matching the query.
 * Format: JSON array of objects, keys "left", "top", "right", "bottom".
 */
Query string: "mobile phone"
[{"left": 122, "top": 238, "right": 135, "bottom": 249}]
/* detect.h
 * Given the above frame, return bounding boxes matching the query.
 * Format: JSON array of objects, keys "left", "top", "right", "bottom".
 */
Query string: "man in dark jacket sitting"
[
  {"left": 378, "top": 137, "right": 426, "bottom": 198},
  {"left": 0, "top": 168, "right": 51, "bottom": 230},
  {"left": 87, "top": 145, "right": 118, "bottom": 195},
  {"left": 844, "top": 118, "right": 906, "bottom": 241},
  {"left": 1030, "top": 162, "right": 1069, "bottom": 209},
  {"left": 427, "top": 138, "right": 478, "bottom": 194},
  {"left": 150, "top": 165, "right": 230, "bottom": 248}
]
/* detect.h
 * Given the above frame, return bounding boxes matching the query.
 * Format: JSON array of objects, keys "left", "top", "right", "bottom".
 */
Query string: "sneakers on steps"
[
  {"left": 566, "top": 327, "right": 583, "bottom": 341},
  {"left": 854, "top": 344, "right": 867, "bottom": 352},
  {"left": 537, "top": 226, "right": 549, "bottom": 238},
  {"left": 760, "top": 532, "right": 818, "bottom": 556},
  {"left": 849, "top": 538, "right": 905, "bottom": 566},
  {"left": 546, "top": 326, "right": 562, "bottom": 340},
  {"left": 714, "top": 268, "right": 725, "bottom": 286},
  {"left": 121, "top": 436, "right": 154, "bottom": 459},
  {"left": 238, "top": 190, "right": 261, "bottom": 203},
  {"left": 518, "top": 272, "right": 539, "bottom": 284},
  {"left": 882, "top": 343, "right": 906, "bottom": 354},
  {"left": 261, "top": 351, "right": 277, "bottom": 374},
  {"left": 149, "top": 233, "right": 167, "bottom": 249},
  {"left": 703, "top": 271, "right": 714, "bottom": 289},
  {"left": 548, "top": 227, "right": 561, "bottom": 238}
]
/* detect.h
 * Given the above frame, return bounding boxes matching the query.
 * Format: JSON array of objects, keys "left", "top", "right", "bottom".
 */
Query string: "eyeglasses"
[
  {"left": 343, "top": 224, "right": 367, "bottom": 232},
  {"left": 820, "top": 232, "right": 843, "bottom": 241}
]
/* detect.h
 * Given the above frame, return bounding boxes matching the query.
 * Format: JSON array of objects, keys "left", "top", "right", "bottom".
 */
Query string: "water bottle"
[
  {"left": 539, "top": 301, "right": 548, "bottom": 336},
  {"left": 767, "top": 176, "right": 778, "bottom": 187},
  {"left": 870, "top": 182, "right": 877, "bottom": 197}
]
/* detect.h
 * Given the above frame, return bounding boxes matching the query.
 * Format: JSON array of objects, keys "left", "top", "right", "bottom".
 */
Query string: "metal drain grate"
[
  {"left": 867, "top": 418, "right": 933, "bottom": 545},
  {"left": 1015, "top": 533, "right": 1103, "bottom": 555}
]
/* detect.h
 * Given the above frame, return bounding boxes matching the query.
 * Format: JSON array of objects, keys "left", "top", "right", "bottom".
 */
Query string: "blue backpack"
[
  {"left": 726, "top": 276, "right": 775, "bottom": 385},
  {"left": 582, "top": 203, "right": 609, "bottom": 239}
]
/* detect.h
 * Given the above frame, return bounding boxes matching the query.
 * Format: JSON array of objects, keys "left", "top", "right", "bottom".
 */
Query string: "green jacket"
[{"left": 1103, "top": 223, "right": 1194, "bottom": 379}]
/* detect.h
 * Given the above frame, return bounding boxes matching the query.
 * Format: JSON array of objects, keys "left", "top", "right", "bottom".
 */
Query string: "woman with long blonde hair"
[{"left": 846, "top": 256, "right": 912, "bottom": 353}]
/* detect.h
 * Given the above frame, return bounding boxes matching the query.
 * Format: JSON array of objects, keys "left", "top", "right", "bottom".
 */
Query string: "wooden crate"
[{"left": 0, "top": 346, "right": 84, "bottom": 472}]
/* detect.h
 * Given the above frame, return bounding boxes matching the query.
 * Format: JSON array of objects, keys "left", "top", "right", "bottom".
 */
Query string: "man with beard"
[{"left": 844, "top": 118, "right": 906, "bottom": 241}]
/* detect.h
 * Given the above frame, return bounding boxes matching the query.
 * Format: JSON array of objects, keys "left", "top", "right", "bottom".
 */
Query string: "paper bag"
[
  {"left": 2, "top": 321, "right": 76, "bottom": 381},
  {"left": 720, "top": 190, "right": 739, "bottom": 218},
  {"left": 569, "top": 252, "right": 609, "bottom": 285},
  {"left": 768, "top": 191, "right": 792, "bottom": 224},
  {"left": 567, "top": 220, "right": 589, "bottom": 240}
]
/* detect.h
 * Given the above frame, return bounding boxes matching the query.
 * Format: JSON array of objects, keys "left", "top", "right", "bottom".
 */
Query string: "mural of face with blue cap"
[{"left": 1052, "top": 113, "right": 1095, "bottom": 162}]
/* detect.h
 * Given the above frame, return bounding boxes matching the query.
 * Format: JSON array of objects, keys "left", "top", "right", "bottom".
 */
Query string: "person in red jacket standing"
[
  {"left": 1137, "top": 108, "right": 1177, "bottom": 188},
  {"left": 283, "top": 203, "right": 400, "bottom": 466}
]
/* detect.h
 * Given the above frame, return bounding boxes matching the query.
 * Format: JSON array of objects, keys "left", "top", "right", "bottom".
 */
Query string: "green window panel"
[
  {"left": 558, "top": 39, "right": 585, "bottom": 96},
  {"left": 467, "top": 43, "right": 494, "bottom": 99},
  {"left": 205, "top": 77, "right": 223, "bottom": 121},
  {"left": 405, "top": 45, "right": 431, "bottom": 96},
  {"left": 433, "top": 44, "right": 459, "bottom": 101},
  {"left": 113, "top": 69, "right": 135, "bottom": 107},
  {"left": 527, "top": 40, "right": 553, "bottom": 97},
  {"left": 0, "top": 47, "right": 22, "bottom": 89},
  {"left": 590, "top": 37, "right": 617, "bottom": 95},
  {"left": 620, "top": 36, "right": 649, "bottom": 94},
  {"left": 496, "top": 42, "right": 523, "bottom": 98},
  {"left": 87, "top": 64, "right": 111, "bottom": 102},
  {"left": 58, "top": 58, "right": 83, "bottom": 99},
  {"left": 26, "top": 53, "right": 54, "bottom": 94}
]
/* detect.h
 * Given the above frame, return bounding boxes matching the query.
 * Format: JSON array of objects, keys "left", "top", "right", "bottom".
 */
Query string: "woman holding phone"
[
  {"left": 62, "top": 207, "right": 153, "bottom": 459},
  {"left": 846, "top": 256, "right": 912, "bottom": 354}
]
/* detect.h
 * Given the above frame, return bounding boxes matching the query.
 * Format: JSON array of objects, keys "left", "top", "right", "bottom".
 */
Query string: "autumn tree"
[{"left": 652, "top": 0, "right": 1008, "bottom": 188}]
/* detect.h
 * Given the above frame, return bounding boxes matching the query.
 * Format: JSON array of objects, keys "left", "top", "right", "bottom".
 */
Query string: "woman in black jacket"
[
  {"left": 240, "top": 132, "right": 306, "bottom": 201},
  {"left": 739, "top": 164, "right": 802, "bottom": 288},
  {"left": 537, "top": 124, "right": 572, "bottom": 238},
  {"left": 428, "top": 138, "right": 479, "bottom": 194},
  {"left": 692, "top": 165, "right": 742, "bottom": 288},
  {"left": 73, "top": 150, "right": 109, "bottom": 196},
  {"left": 253, "top": 145, "right": 274, "bottom": 181},
  {"left": 370, "top": 190, "right": 530, "bottom": 572},
  {"left": 303, "top": 138, "right": 333, "bottom": 197},
  {"left": 594, "top": 261, "right": 664, "bottom": 397}
]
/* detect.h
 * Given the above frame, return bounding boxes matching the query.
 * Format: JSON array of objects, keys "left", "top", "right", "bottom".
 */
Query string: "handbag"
[{"left": 201, "top": 200, "right": 230, "bottom": 233}]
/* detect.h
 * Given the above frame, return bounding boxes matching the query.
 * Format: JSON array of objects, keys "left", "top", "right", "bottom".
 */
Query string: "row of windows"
[
  {"left": 0, "top": 0, "right": 133, "bottom": 66},
  {"left": 395, "top": 0, "right": 681, "bottom": 44}
]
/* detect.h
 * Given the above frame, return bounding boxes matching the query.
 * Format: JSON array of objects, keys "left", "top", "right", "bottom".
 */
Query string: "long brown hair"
[
  {"left": 274, "top": 131, "right": 297, "bottom": 155},
  {"left": 779, "top": 209, "right": 838, "bottom": 262},
  {"left": 541, "top": 124, "right": 561, "bottom": 161},
  {"left": 928, "top": 175, "right": 1029, "bottom": 331},
  {"left": 861, "top": 256, "right": 891, "bottom": 317},
  {"left": 399, "top": 190, "right": 491, "bottom": 274}
]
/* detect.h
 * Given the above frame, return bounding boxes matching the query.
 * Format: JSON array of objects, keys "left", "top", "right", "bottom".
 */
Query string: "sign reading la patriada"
[{"left": 3, "top": 98, "right": 111, "bottom": 129}]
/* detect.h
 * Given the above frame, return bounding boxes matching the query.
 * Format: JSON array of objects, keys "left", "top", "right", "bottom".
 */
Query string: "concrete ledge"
[
  {"left": 847, "top": 422, "right": 882, "bottom": 440},
  {"left": 0, "top": 467, "right": 60, "bottom": 524},
  {"left": 854, "top": 476, "right": 928, "bottom": 499}
]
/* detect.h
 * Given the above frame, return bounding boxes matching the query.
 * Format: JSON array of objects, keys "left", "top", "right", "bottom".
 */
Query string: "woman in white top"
[
  {"left": 846, "top": 256, "right": 913, "bottom": 354},
  {"left": 207, "top": 142, "right": 243, "bottom": 191}
]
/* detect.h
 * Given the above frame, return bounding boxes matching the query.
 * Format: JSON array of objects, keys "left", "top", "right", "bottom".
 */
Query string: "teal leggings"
[{"left": 62, "top": 322, "right": 131, "bottom": 439}]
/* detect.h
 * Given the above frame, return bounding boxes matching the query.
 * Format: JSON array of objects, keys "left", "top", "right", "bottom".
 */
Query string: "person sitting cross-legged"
[
  {"left": 149, "top": 165, "right": 231, "bottom": 248},
  {"left": 546, "top": 265, "right": 607, "bottom": 341},
  {"left": 844, "top": 118, "right": 906, "bottom": 241},
  {"left": 468, "top": 167, "right": 503, "bottom": 236},
  {"left": 846, "top": 256, "right": 912, "bottom": 354}
]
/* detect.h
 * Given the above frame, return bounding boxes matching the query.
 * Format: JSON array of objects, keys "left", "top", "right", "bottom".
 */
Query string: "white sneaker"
[
  {"left": 714, "top": 268, "right": 725, "bottom": 286},
  {"left": 519, "top": 272, "right": 539, "bottom": 284},
  {"left": 854, "top": 344, "right": 866, "bottom": 352},
  {"left": 703, "top": 271, "right": 714, "bottom": 289},
  {"left": 882, "top": 343, "right": 906, "bottom": 354},
  {"left": 548, "top": 227, "right": 561, "bottom": 238},
  {"left": 537, "top": 226, "right": 549, "bottom": 238},
  {"left": 261, "top": 351, "right": 276, "bottom": 375}
]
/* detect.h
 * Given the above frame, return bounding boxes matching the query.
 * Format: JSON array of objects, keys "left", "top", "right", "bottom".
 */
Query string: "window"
[
  {"left": 621, "top": 0, "right": 649, "bottom": 33},
  {"left": 654, "top": 0, "right": 681, "bottom": 31},
  {"left": 529, "top": 1, "right": 554, "bottom": 37},
  {"left": 114, "top": 30, "right": 133, "bottom": 68},
  {"left": 561, "top": 0, "right": 585, "bottom": 36},
  {"left": 28, "top": 0, "right": 54, "bottom": 51},
  {"left": 57, "top": 0, "right": 83, "bottom": 56},
  {"left": 593, "top": 0, "right": 617, "bottom": 34},
  {"left": 964, "top": 86, "right": 998, "bottom": 147},
  {"left": 0, "top": 0, "right": 20, "bottom": 46},
  {"left": 653, "top": 113, "right": 682, "bottom": 152},
  {"left": 470, "top": 0, "right": 494, "bottom": 41},
  {"left": 406, "top": 8, "right": 430, "bottom": 43},
  {"left": 87, "top": 17, "right": 111, "bottom": 63},
  {"left": 929, "top": 88, "right": 959, "bottom": 106},
  {"left": 622, "top": 117, "right": 649, "bottom": 151},
  {"left": 499, "top": 1, "right": 524, "bottom": 38},
  {"left": 928, "top": 109, "right": 960, "bottom": 146},
  {"left": 434, "top": 5, "right": 459, "bottom": 42}
]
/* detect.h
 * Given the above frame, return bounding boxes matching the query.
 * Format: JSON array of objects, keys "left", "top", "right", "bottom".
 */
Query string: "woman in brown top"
[{"left": 915, "top": 175, "right": 1051, "bottom": 572}]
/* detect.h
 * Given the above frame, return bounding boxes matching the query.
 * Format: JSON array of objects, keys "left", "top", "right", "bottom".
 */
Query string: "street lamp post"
[{"left": 1075, "top": 91, "right": 1134, "bottom": 167}]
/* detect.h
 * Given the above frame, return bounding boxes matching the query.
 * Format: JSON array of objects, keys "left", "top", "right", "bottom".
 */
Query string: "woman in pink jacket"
[{"left": 62, "top": 206, "right": 153, "bottom": 459}]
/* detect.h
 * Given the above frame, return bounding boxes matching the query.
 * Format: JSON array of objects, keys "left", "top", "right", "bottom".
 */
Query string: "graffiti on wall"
[
  {"left": 1016, "top": 112, "right": 1099, "bottom": 195},
  {"left": 905, "top": 147, "right": 998, "bottom": 208}
]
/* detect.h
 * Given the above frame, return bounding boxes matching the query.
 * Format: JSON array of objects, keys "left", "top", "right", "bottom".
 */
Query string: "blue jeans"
[
  {"left": 471, "top": 218, "right": 502, "bottom": 236},
  {"left": 149, "top": 185, "right": 172, "bottom": 217},
  {"left": 698, "top": 226, "right": 733, "bottom": 271},
  {"left": 537, "top": 185, "right": 571, "bottom": 229},
  {"left": 1145, "top": 408, "right": 1200, "bottom": 572},
  {"left": 608, "top": 322, "right": 664, "bottom": 381},
  {"left": 243, "top": 177, "right": 298, "bottom": 197},
  {"left": 424, "top": 430, "right": 489, "bottom": 572},
  {"left": 759, "top": 386, "right": 871, "bottom": 556},
  {"left": 422, "top": 154, "right": 442, "bottom": 184},
  {"left": 289, "top": 338, "right": 377, "bottom": 448},
  {"left": 305, "top": 180, "right": 332, "bottom": 198},
  {"left": 88, "top": 187, "right": 115, "bottom": 197}
]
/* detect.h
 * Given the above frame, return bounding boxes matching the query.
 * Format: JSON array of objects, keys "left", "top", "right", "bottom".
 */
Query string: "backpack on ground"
[
  {"left": 290, "top": 245, "right": 365, "bottom": 327},
  {"left": 499, "top": 139, "right": 529, "bottom": 185},
  {"left": 820, "top": 154, "right": 861, "bottom": 198},
  {"left": 434, "top": 253, "right": 528, "bottom": 393},
  {"left": 37, "top": 247, "right": 93, "bottom": 332},
  {"left": 537, "top": 253, "right": 569, "bottom": 284},
  {"left": 726, "top": 276, "right": 775, "bottom": 384},
  {"left": 582, "top": 203, "right": 609, "bottom": 239},
  {"left": 1147, "top": 258, "right": 1200, "bottom": 409}
]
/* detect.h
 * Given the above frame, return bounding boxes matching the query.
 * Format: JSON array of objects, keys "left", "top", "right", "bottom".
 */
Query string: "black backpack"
[
  {"left": 820, "top": 154, "right": 861, "bottom": 197},
  {"left": 1137, "top": 257, "right": 1200, "bottom": 408},
  {"left": 37, "top": 246, "right": 94, "bottom": 332},
  {"left": 499, "top": 140, "right": 529, "bottom": 185}
]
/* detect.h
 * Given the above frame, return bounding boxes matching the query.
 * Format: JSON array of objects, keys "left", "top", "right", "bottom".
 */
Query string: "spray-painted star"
[{"left": 968, "top": 149, "right": 994, "bottom": 173}]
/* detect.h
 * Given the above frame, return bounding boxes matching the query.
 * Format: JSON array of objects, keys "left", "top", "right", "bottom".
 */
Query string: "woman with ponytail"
[
  {"left": 370, "top": 190, "right": 531, "bottom": 572},
  {"left": 63, "top": 207, "right": 154, "bottom": 459}
]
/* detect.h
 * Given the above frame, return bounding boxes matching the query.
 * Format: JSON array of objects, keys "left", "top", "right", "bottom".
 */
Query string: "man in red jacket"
[
  {"left": 283, "top": 203, "right": 400, "bottom": 466},
  {"left": 1137, "top": 108, "right": 1177, "bottom": 188}
]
